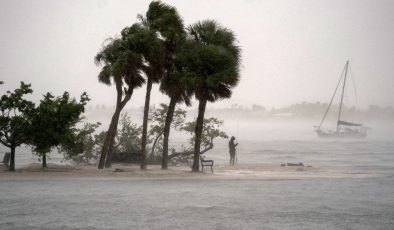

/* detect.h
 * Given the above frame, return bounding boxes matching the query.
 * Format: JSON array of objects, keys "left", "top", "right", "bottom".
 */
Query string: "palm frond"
[
  {"left": 146, "top": 1, "right": 185, "bottom": 41},
  {"left": 98, "top": 66, "right": 111, "bottom": 85},
  {"left": 185, "top": 19, "right": 242, "bottom": 102}
]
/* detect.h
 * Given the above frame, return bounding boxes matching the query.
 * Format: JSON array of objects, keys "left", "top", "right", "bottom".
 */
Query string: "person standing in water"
[{"left": 229, "top": 136, "right": 238, "bottom": 166}]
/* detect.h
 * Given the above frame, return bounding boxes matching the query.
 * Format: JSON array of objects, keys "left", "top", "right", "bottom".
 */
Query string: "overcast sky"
[{"left": 1, "top": 0, "right": 393, "bottom": 109}]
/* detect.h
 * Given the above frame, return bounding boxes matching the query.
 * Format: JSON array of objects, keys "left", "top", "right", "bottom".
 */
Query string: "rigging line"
[
  {"left": 348, "top": 65, "right": 360, "bottom": 108},
  {"left": 235, "top": 122, "right": 239, "bottom": 166},
  {"left": 337, "top": 61, "right": 349, "bottom": 132},
  {"left": 236, "top": 123, "right": 239, "bottom": 138},
  {"left": 318, "top": 62, "right": 347, "bottom": 129},
  {"left": 348, "top": 64, "right": 364, "bottom": 124}
]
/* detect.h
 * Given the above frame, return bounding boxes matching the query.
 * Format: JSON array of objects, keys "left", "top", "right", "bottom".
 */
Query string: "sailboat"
[{"left": 315, "top": 60, "right": 368, "bottom": 138}]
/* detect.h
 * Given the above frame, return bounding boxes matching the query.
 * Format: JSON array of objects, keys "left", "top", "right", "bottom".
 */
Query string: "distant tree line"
[
  {"left": 198, "top": 102, "right": 394, "bottom": 121},
  {"left": 272, "top": 102, "right": 394, "bottom": 120}
]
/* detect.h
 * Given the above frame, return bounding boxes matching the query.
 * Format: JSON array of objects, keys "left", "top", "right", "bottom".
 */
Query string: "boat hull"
[{"left": 316, "top": 130, "right": 367, "bottom": 138}]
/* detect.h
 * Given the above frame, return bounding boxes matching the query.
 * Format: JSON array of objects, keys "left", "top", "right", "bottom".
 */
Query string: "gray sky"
[{"left": 1, "top": 0, "right": 393, "bottom": 109}]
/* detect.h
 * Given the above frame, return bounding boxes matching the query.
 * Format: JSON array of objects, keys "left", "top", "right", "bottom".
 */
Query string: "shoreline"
[{"left": 0, "top": 162, "right": 376, "bottom": 181}]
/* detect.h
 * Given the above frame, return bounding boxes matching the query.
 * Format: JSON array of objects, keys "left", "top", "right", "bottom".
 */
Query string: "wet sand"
[{"left": 0, "top": 162, "right": 374, "bottom": 181}]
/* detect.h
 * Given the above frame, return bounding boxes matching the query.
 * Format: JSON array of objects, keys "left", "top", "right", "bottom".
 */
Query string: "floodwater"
[
  {"left": 1, "top": 121, "right": 394, "bottom": 229},
  {"left": 0, "top": 177, "right": 393, "bottom": 230}
]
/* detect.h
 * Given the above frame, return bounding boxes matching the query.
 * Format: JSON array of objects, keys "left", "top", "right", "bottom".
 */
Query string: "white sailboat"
[{"left": 315, "top": 60, "right": 368, "bottom": 138}]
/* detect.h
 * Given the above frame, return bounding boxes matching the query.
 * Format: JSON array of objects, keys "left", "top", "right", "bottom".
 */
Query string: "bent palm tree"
[
  {"left": 144, "top": 1, "right": 191, "bottom": 169},
  {"left": 129, "top": 13, "right": 166, "bottom": 170},
  {"left": 187, "top": 20, "right": 241, "bottom": 172},
  {"left": 95, "top": 37, "right": 145, "bottom": 169}
]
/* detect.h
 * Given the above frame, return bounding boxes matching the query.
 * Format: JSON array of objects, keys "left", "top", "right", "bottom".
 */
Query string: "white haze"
[{"left": 1, "top": 0, "right": 394, "bottom": 110}]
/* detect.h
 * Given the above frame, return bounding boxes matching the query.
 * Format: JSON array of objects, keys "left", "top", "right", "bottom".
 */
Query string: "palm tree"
[
  {"left": 187, "top": 20, "right": 241, "bottom": 172},
  {"left": 122, "top": 22, "right": 165, "bottom": 170},
  {"left": 143, "top": 1, "right": 191, "bottom": 169},
  {"left": 95, "top": 37, "right": 145, "bottom": 169},
  {"left": 135, "top": 7, "right": 171, "bottom": 170}
]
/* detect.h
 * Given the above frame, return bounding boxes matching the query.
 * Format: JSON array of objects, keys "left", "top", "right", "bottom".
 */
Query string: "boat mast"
[
  {"left": 318, "top": 63, "right": 347, "bottom": 130},
  {"left": 337, "top": 60, "right": 349, "bottom": 132}
]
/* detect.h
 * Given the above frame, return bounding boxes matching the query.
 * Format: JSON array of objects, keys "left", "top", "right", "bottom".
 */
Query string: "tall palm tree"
[
  {"left": 95, "top": 37, "right": 145, "bottom": 169},
  {"left": 122, "top": 22, "right": 165, "bottom": 170},
  {"left": 160, "top": 70, "right": 193, "bottom": 169},
  {"left": 187, "top": 20, "right": 241, "bottom": 172},
  {"left": 144, "top": 1, "right": 191, "bottom": 169}
]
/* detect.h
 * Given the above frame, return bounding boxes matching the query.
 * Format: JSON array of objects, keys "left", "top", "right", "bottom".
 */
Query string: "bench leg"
[{"left": 211, "top": 166, "right": 213, "bottom": 174}]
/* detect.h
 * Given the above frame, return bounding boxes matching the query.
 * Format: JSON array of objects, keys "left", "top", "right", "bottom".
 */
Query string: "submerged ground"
[
  {"left": 1, "top": 122, "right": 394, "bottom": 229},
  {"left": 0, "top": 162, "right": 393, "bottom": 230}
]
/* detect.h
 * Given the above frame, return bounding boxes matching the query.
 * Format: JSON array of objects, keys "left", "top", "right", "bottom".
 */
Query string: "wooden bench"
[
  {"left": 112, "top": 153, "right": 144, "bottom": 165},
  {"left": 200, "top": 156, "right": 214, "bottom": 173}
]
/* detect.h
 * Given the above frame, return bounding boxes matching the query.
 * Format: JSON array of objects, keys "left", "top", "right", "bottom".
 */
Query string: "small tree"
[
  {"left": 58, "top": 121, "right": 101, "bottom": 164},
  {"left": 181, "top": 118, "right": 228, "bottom": 150},
  {"left": 168, "top": 117, "right": 228, "bottom": 163},
  {"left": 0, "top": 82, "right": 34, "bottom": 171},
  {"left": 29, "top": 92, "right": 89, "bottom": 168},
  {"left": 108, "top": 113, "right": 143, "bottom": 163},
  {"left": 148, "top": 103, "right": 186, "bottom": 161},
  {"left": 115, "top": 113, "right": 142, "bottom": 154}
]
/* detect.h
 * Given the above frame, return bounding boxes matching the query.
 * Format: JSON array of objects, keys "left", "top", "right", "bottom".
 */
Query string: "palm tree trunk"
[
  {"left": 42, "top": 153, "right": 47, "bottom": 168},
  {"left": 98, "top": 108, "right": 120, "bottom": 169},
  {"left": 8, "top": 146, "right": 15, "bottom": 172},
  {"left": 192, "top": 99, "right": 207, "bottom": 172},
  {"left": 161, "top": 97, "right": 176, "bottom": 169},
  {"left": 141, "top": 79, "right": 153, "bottom": 170},
  {"left": 104, "top": 109, "right": 122, "bottom": 168},
  {"left": 98, "top": 83, "right": 133, "bottom": 169},
  {"left": 104, "top": 89, "right": 133, "bottom": 168},
  {"left": 97, "top": 126, "right": 111, "bottom": 169}
]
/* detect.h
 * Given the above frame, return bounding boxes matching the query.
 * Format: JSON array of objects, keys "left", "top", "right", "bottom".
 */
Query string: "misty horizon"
[{"left": 1, "top": 0, "right": 394, "bottom": 109}]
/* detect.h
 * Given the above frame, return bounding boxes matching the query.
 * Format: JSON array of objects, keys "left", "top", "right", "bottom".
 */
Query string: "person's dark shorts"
[{"left": 230, "top": 151, "right": 235, "bottom": 158}]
